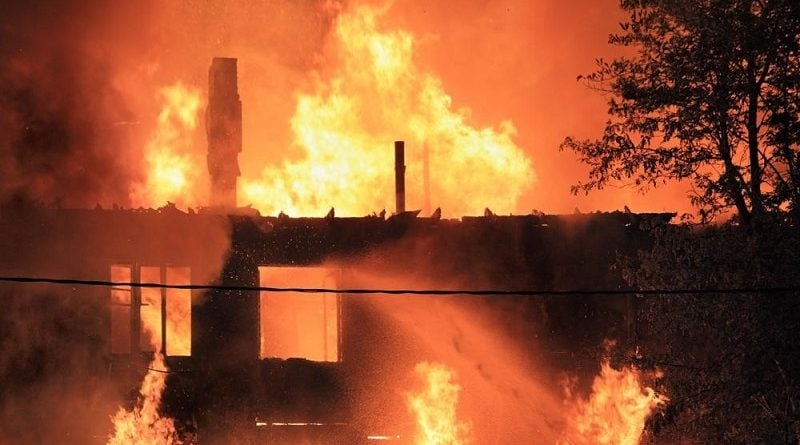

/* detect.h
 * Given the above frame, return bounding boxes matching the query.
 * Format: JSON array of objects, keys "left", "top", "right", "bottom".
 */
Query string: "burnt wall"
[{"left": 0, "top": 204, "right": 672, "bottom": 441}]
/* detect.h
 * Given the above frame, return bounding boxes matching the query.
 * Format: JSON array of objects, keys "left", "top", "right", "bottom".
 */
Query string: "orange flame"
[
  {"left": 107, "top": 351, "right": 181, "bottom": 445},
  {"left": 130, "top": 82, "right": 204, "bottom": 209},
  {"left": 242, "top": 5, "right": 534, "bottom": 217},
  {"left": 137, "top": 267, "right": 192, "bottom": 356},
  {"left": 558, "top": 360, "right": 667, "bottom": 445},
  {"left": 407, "top": 362, "right": 471, "bottom": 445}
]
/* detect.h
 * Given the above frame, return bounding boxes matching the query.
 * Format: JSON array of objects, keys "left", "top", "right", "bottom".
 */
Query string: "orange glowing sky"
[
  {"left": 0, "top": 0, "right": 692, "bottom": 215},
  {"left": 377, "top": 0, "right": 691, "bottom": 215}
]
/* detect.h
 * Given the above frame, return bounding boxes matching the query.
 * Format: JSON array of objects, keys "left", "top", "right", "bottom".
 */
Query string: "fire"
[
  {"left": 140, "top": 267, "right": 192, "bottom": 356},
  {"left": 130, "top": 82, "right": 204, "bottom": 209},
  {"left": 108, "top": 268, "right": 190, "bottom": 443},
  {"left": 109, "top": 82, "right": 201, "bottom": 442},
  {"left": 107, "top": 351, "right": 181, "bottom": 445},
  {"left": 242, "top": 5, "right": 534, "bottom": 217},
  {"left": 558, "top": 359, "right": 667, "bottom": 445},
  {"left": 407, "top": 362, "right": 471, "bottom": 445}
]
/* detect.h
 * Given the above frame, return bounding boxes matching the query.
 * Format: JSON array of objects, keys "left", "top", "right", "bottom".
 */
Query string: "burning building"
[{"left": 0, "top": 56, "right": 671, "bottom": 445}]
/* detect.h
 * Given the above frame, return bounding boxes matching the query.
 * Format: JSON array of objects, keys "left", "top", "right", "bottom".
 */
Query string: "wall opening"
[
  {"left": 110, "top": 265, "right": 133, "bottom": 354},
  {"left": 109, "top": 264, "right": 192, "bottom": 356},
  {"left": 258, "top": 266, "right": 340, "bottom": 362}
]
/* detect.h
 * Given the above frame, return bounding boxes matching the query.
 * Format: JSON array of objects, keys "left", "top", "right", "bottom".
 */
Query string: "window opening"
[
  {"left": 258, "top": 266, "right": 340, "bottom": 362},
  {"left": 109, "top": 265, "right": 191, "bottom": 356}
]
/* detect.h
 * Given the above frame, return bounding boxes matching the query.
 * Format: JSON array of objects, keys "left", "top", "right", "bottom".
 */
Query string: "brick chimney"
[{"left": 207, "top": 57, "right": 242, "bottom": 209}]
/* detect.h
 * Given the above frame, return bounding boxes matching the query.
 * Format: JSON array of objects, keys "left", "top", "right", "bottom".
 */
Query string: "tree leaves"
[
  {"left": 563, "top": 0, "right": 800, "bottom": 224},
  {"left": 622, "top": 222, "right": 800, "bottom": 443}
]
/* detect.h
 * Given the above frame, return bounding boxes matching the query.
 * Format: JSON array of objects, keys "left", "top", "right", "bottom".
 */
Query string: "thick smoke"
[
  {"left": 0, "top": 287, "right": 119, "bottom": 444},
  {"left": 0, "top": 3, "right": 154, "bottom": 435},
  {"left": 0, "top": 0, "right": 153, "bottom": 207}
]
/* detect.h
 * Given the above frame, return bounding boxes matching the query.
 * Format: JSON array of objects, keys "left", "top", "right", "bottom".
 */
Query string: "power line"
[{"left": 0, "top": 275, "right": 798, "bottom": 296}]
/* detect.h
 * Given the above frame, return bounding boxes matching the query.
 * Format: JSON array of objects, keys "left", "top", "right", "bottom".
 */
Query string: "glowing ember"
[
  {"left": 558, "top": 360, "right": 667, "bottom": 445},
  {"left": 130, "top": 82, "right": 203, "bottom": 209},
  {"left": 242, "top": 5, "right": 534, "bottom": 217},
  {"left": 107, "top": 351, "right": 181, "bottom": 445},
  {"left": 407, "top": 362, "right": 471, "bottom": 445}
]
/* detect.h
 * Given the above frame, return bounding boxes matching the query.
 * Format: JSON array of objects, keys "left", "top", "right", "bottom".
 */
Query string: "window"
[
  {"left": 259, "top": 266, "right": 340, "bottom": 362},
  {"left": 109, "top": 265, "right": 192, "bottom": 356},
  {"left": 110, "top": 265, "right": 133, "bottom": 354}
]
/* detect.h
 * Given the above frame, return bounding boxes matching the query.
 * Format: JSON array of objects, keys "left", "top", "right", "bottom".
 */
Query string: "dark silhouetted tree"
[
  {"left": 622, "top": 223, "right": 800, "bottom": 444},
  {"left": 562, "top": 0, "right": 800, "bottom": 224}
]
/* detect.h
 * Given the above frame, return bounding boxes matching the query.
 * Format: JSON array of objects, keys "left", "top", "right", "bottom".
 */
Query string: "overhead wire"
[{"left": 0, "top": 275, "right": 798, "bottom": 296}]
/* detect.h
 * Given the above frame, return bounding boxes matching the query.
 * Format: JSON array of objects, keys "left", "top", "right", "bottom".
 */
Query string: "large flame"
[
  {"left": 558, "top": 359, "right": 667, "bottom": 445},
  {"left": 407, "top": 362, "right": 471, "bottom": 445},
  {"left": 130, "top": 82, "right": 204, "bottom": 209},
  {"left": 241, "top": 5, "right": 534, "bottom": 217},
  {"left": 107, "top": 352, "right": 181, "bottom": 445}
]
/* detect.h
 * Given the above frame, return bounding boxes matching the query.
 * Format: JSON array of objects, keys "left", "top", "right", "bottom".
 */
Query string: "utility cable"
[{"left": 0, "top": 275, "right": 798, "bottom": 296}]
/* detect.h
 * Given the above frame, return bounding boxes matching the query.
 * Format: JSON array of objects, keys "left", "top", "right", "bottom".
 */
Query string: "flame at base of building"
[
  {"left": 558, "top": 359, "right": 667, "bottom": 445},
  {"left": 407, "top": 362, "right": 471, "bottom": 445},
  {"left": 107, "top": 351, "right": 182, "bottom": 445}
]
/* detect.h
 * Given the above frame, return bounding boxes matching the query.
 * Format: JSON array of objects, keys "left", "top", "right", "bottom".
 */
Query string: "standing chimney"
[
  {"left": 395, "top": 141, "right": 405, "bottom": 214},
  {"left": 207, "top": 57, "right": 242, "bottom": 209}
]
